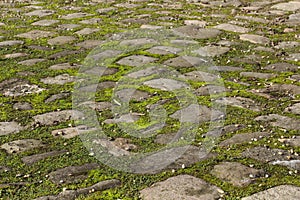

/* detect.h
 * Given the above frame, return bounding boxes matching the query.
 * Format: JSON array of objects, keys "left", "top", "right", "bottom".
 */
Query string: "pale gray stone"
[
  {"left": 49, "top": 63, "right": 79, "bottom": 70},
  {"left": 76, "top": 40, "right": 103, "bottom": 49},
  {"left": 119, "top": 38, "right": 158, "bottom": 47},
  {"left": 164, "top": 56, "right": 208, "bottom": 68},
  {"left": 184, "top": 71, "right": 219, "bottom": 82},
  {"left": 116, "top": 55, "right": 157, "bottom": 67},
  {"left": 75, "top": 28, "right": 99, "bottom": 35},
  {"left": 51, "top": 126, "right": 97, "bottom": 139},
  {"left": 48, "top": 36, "right": 76, "bottom": 45},
  {"left": 18, "top": 59, "right": 46, "bottom": 66},
  {"left": 173, "top": 25, "right": 222, "bottom": 39},
  {"left": 271, "top": 1, "right": 300, "bottom": 12},
  {"left": 263, "top": 62, "right": 299, "bottom": 72},
  {"left": 0, "top": 40, "right": 24, "bottom": 46},
  {"left": 61, "top": 12, "right": 93, "bottom": 20},
  {"left": 40, "top": 74, "right": 75, "bottom": 85},
  {"left": 143, "top": 78, "right": 189, "bottom": 91},
  {"left": 240, "top": 34, "right": 270, "bottom": 45},
  {"left": 32, "top": 19, "right": 59, "bottom": 26},
  {"left": 146, "top": 46, "right": 182, "bottom": 55},
  {"left": 214, "top": 23, "right": 250, "bottom": 33},
  {"left": 140, "top": 175, "right": 224, "bottom": 200},
  {"left": 242, "top": 185, "right": 300, "bottom": 200},
  {"left": 13, "top": 102, "right": 32, "bottom": 110},
  {"left": 0, "top": 122, "right": 23, "bottom": 136},
  {"left": 240, "top": 72, "right": 276, "bottom": 79},
  {"left": 193, "top": 46, "right": 230, "bottom": 57},
  {"left": 284, "top": 103, "right": 300, "bottom": 115},
  {"left": 16, "top": 30, "right": 55, "bottom": 39},
  {"left": 25, "top": 10, "right": 55, "bottom": 17}
]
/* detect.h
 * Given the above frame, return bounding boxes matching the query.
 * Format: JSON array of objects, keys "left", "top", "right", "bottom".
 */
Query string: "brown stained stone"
[
  {"left": 214, "top": 23, "right": 250, "bottom": 33},
  {"left": 1, "top": 139, "right": 44, "bottom": 154},
  {"left": 263, "top": 62, "right": 299, "bottom": 72},
  {"left": 163, "top": 56, "right": 208, "bottom": 68},
  {"left": 48, "top": 163, "right": 100, "bottom": 185},
  {"left": 215, "top": 97, "right": 261, "bottom": 112},
  {"left": 219, "top": 132, "right": 271, "bottom": 147},
  {"left": 239, "top": 34, "right": 270, "bottom": 45},
  {"left": 82, "top": 67, "right": 118, "bottom": 76},
  {"left": 18, "top": 58, "right": 46, "bottom": 66},
  {"left": 240, "top": 72, "right": 276, "bottom": 79},
  {"left": 47, "top": 36, "right": 76, "bottom": 45},
  {"left": 173, "top": 25, "right": 222, "bottom": 39},
  {"left": 116, "top": 55, "right": 157, "bottom": 67},
  {"left": 255, "top": 114, "right": 300, "bottom": 130},
  {"left": 21, "top": 150, "right": 67, "bottom": 165},
  {"left": 78, "top": 101, "right": 112, "bottom": 111},
  {"left": 16, "top": 30, "right": 55, "bottom": 39},
  {"left": 32, "top": 110, "right": 84, "bottom": 126},
  {"left": 103, "top": 113, "right": 142, "bottom": 124},
  {"left": 0, "top": 122, "right": 24, "bottom": 136},
  {"left": 140, "top": 175, "right": 224, "bottom": 199},
  {"left": 211, "top": 162, "right": 265, "bottom": 187},
  {"left": 242, "top": 185, "right": 300, "bottom": 200}
]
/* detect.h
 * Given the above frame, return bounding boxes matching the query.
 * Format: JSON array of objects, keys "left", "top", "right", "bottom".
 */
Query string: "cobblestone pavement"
[{"left": 0, "top": 0, "right": 300, "bottom": 199}]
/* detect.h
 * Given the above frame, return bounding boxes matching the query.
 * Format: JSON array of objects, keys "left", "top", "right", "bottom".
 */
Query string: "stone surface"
[
  {"left": 219, "top": 132, "right": 271, "bottom": 147},
  {"left": 214, "top": 23, "right": 250, "bottom": 33},
  {"left": 146, "top": 46, "right": 182, "bottom": 55},
  {"left": 51, "top": 125, "right": 97, "bottom": 139},
  {"left": 1, "top": 139, "right": 44, "bottom": 154},
  {"left": 193, "top": 46, "right": 230, "bottom": 57},
  {"left": 0, "top": 122, "right": 23, "bottom": 136},
  {"left": 140, "top": 175, "right": 224, "bottom": 200},
  {"left": 32, "top": 19, "right": 59, "bottom": 26},
  {"left": 48, "top": 163, "right": 100, "bottom": 184},
  {"left": 48, "top": 36, "right": 76, "bottom": 45},
  {"left": 242, "top": 185, "right": 300, "bottom": 200},
  {"left": 13, "top": 102, "right": 32, "bottom": 110},
  {"left": 0, "top": 40, "right": 24, "bottom": 46},
  {"left": 215, "top": 97, "right": 261, "bottom": 112},
  {"left": 211, "top": 162, "right": 264, "bottom": 187},
  {"left": 75, "top": 28, "right": 99, "bottom": 35},
  {"left": 32, "top": 110, "right": 84, "bottom": 126},
  {"left": 284, "top": 103, "right": 300, "bottom": 114},
  {"left": 163, "top": 56, "right": 208, "bottom": 68},
  {"left": 25, "top": 10, "right": 55, "bottom": 17},
  {"left": 49, "top": 63, "right": 79, "bottom": 70},
  {"left": 239, "top": 34, "right": 270, "bottom": 45},
  {"left": 271, "top": 1, "right": 300, "bottom": 12},
  {"left": 40, "top": 74, "right": 75, "bottom": 85},
  {"left": 255, "top": 114, "right": 300, "bottom": 130},
  {"left": 240, "top": 72, "right": 276, "bottom": 79},
  {"left": 143, "top": 78, "right": 189, "bottom": 91},
  {"left": 16, "top": 30, "right": 55, "bottom": 39},
  {"left": 21, "top": 150, "right": 67, "bottom": 165},
  {"left": 116, "top": 55, "right": 157, "bottom": 67},
  {"left": 263, "top": 62, "right": 299, "bottom": 72},
  {"left": 61, "top": 12, "right": 93, "bottom": 20},
  {"left": 18, "top": 59, "right": 46, "bottom": 66},
  {"left": 173, "top": 25, "right": 222, "bottom": 39}
]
